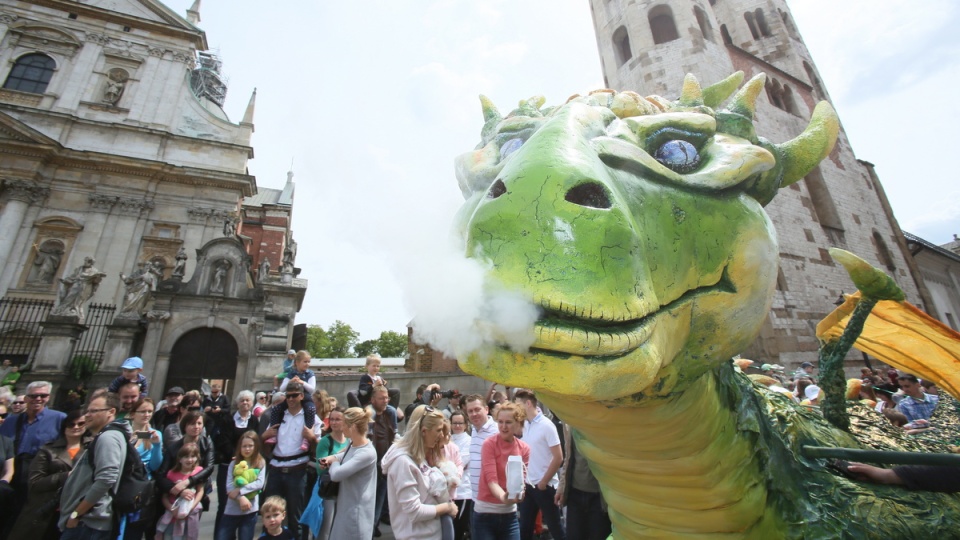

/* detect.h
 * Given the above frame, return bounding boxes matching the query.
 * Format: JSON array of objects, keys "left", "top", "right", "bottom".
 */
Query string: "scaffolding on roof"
[{"left": 190, "top": 50, "right": 228, "bottom": 107}]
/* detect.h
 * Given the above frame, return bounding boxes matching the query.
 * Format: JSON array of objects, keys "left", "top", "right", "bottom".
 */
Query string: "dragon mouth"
[{"left": 531, "top": 268, "right": 735, "bottom": 357}]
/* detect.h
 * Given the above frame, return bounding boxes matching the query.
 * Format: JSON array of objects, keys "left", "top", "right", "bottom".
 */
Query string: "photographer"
[{"left": 404, "top": 384, "right": 441, "bottom": 424}]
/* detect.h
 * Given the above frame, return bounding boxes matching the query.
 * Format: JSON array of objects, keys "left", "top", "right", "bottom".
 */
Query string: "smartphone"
[{"left": 136, "top": 431, "right": 151, "bottom": 439}]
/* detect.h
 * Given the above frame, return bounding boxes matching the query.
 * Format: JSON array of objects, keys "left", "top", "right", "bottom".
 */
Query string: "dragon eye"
[
  {"left": 654, "top": 140, "right": 700, "bottom": 173},
  {"left": 500, "top": 138, "right": 523, "bottom": 160}
]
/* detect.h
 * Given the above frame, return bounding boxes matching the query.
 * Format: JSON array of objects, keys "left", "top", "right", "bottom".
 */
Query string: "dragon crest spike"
[
  {"left": 677, "top": 74, "right": 704, "bottom": 107},
  {"left": 778, "top": 101, "right": 840, "bottom": 187},
  {"left": 726, "top": 73, "right": 766, "bottom": 119},
  {"left": 703, "top": 71, "right": 745, "bottom": 109},
  {"left": 479, "top": 95, "right": 501, "bottom": 123}
]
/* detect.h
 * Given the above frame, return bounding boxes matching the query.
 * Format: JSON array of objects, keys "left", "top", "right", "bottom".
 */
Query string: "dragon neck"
[{"left": 543, "top": 368, "right": 781, "bottom": 539}]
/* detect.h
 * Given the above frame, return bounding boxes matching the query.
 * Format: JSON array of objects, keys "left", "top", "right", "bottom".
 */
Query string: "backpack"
[{"left": 87, "top": 422, "right": 156, "bottom": 515}]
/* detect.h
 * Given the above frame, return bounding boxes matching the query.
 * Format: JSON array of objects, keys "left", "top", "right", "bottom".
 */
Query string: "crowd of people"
[{"left": 0, "top": 350, "right": 954, "bottom": 540}]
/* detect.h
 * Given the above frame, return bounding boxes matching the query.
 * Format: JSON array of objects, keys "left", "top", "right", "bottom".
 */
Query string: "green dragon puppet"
[{"left": 451, "top": 72, "right": 960, "bottom": 538}]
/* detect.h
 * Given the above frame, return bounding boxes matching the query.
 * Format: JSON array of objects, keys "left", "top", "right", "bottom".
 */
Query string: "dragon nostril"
[
  {"left": 488, "top": 179, "right": 507, "bottom": 199},
  {"left": 565, "top": 182, "right": 612, "bottom": 209}
]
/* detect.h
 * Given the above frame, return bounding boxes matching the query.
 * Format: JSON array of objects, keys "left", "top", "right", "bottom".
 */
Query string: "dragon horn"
[
  {"left": 677, "top": 74, "right": 704, "bottom": 107},
  {"left": 479, "top": 95, "right": 501, "bottom": 124},
  {"left": 726, "top": 73, "right": 765, "bottom": 119},
  {"left": 778, "top": 101, "right": 840, "bottom": 187},
  {"left": 703, "top": 71, "right": 744, "bottom": 108}
]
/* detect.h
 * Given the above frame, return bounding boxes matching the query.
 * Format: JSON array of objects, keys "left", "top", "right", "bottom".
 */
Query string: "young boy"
[
  {"left": 357, "top": 353, "right": 386, "bottom": 407},
  {"left": 259, "top": 496, "right": 297, "bottom": 539},
  {"left": 107, "top": 356, "right": 148, "bottom": 397},
  {"left": 271, "top": 351, "right": 318, "bottom": 433}
]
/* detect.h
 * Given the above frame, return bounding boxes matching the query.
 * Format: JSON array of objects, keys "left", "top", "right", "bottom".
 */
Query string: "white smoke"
[{"left": 399, "top": 236, "right": 540, "bottom": 359}]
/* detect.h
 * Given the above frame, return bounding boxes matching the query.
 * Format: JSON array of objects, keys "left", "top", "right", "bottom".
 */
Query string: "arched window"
[
  {"left": 721, "top": 24, "right": 732, "bottom": 44},
  {"left": 765, "top": 78, "right": 784, "bottom": 110},
  {"left": 781, "top": 84, "right": 799, "bottom": 115},
  {"left": 803, "top": 61, "right": 826, "bottom": 100},
  {"left": 754, "top": 9, "right": 772, "bottom": 37},
  {"left": 744, "top": 11, "right": 760, "bottom": 40},
  {"left": 649, "top": 5, "right": 679, "bottom": 44},
  {"left": 612, "top": 26, "right": 633, "bottom": 66},
  {"left": 3, "top": 53, "right": 55, "bottom": 94},
  {"left": 805, "top": 166, "right": 845, "bottom": 245},
  {"left": 695, "top": 6, "right": 714, "bottom": 42},
  {"left": 872, "top": 231, "right": 896, "bottom": 271}
]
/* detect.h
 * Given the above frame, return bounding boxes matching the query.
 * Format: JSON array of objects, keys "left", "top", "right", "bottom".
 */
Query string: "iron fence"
[
  {"left": 0, "top": 296, "right": 53, "bottom": 366},
  {"left": 70, "top": 303, "right": 116, "bottom": 371}
]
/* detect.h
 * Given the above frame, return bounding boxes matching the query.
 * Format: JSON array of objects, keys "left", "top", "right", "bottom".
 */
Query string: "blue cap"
[{"left": 121, "top": 356, "right": 144, "bottom": 370}]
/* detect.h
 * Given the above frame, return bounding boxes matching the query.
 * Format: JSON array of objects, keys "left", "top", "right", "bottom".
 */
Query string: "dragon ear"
[
  {"left": 777, "top": 102, "right": 840, "bottom": 187},
  {"left": 677, "top": 74, "right": 704, "bottom": 107},
  {"left": 703, "top": 71, "right": 744, "bottom": 108}
]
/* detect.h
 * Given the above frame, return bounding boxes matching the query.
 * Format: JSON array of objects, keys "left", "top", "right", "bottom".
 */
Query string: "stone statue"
[
  {"left": 103, "top": 73, "right": 125, "bottom": 105},
  {"left": 172, "top": 247, "right": 188, "bottom": 278},
  {"left": 222, "top": 216, "right": 235, "bottom": 237},
  {"left": 52, "top": 256, "right": 107, "bottom": 323},
  {"left": 210, "top": 259, "right": 230, "bottom": 293},
  {"left": 117, "top": 261, "right": 161, "bottom": 319},
  {"left": 27, "top": 241, "right": 63, "bottom": 284},
  {"left": 282, "top": 239, "right": 296, "bottom": 273},
  {"left": 258, "top": 256, "right": 270, "bottom": 283}
]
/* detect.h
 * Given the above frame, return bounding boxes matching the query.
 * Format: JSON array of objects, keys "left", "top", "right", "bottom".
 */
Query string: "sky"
[{"left": 160, "top": 0, "right": 960, "bottom": 341}]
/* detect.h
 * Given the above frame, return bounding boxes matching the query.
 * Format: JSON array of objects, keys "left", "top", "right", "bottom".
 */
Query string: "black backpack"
[{"left": 87, "top": 422, "right": 156, "bottom": 515}]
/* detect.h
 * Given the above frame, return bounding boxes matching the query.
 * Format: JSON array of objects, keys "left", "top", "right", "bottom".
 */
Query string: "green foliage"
[
  {"left": 68, "top": 355, "right": 98, "bottom": 382},
  {"left": 354, "top": 339, "right": 377, "bottom": 358},
  {"left": 304, "top": 320, "right": 359, "bottom": 358},
  {"left": 353, "top": 330, "right": 407, "bottom": 358}
]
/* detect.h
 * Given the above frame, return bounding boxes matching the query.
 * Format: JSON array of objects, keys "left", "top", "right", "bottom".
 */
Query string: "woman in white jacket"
[{"left": 382, "top": 405, "right": 460, "bottom": 540}]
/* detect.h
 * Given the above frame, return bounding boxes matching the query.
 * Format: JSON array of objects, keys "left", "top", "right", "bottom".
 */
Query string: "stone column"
[
  {"left": 141, "top": 310, "right": 170, "bottom": 401},
  {"left": 101, "top": 318, "right": 144, "bottom": 372},
  {"left": 0, "top": 179, "right": 48, "bottom": 276},
  {"left": 34, "top": 315, "right": 87, "bottom": 373}
]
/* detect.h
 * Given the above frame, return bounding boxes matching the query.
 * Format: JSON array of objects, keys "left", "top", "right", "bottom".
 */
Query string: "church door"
[{"left": 167, "top": 328, "right": 239, "bottom": 393}]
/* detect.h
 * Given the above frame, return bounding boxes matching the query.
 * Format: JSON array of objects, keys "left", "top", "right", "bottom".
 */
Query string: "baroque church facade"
[
  {"left": 590, "top": 0, "right": 937, "bottom": 369},
  {"left": 0, "top": 0, "right": 304, "bottom": 399}
]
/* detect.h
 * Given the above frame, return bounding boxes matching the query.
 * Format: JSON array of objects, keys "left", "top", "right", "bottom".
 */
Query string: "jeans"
[
  {"left": 264, "top": 466, "right": 307, "bottom": 539},
  {"left": 216, "top": 512, "right": 258, "bottom": 540},
  {"left": 374, "top": 471, "right": 387, "bottom": 526},
  {"left": 453, "top": 499, "right": 473, "bottom": 540},
  {"left": 566, "top": 487, "right": 611, "bottom": 540},
  {"left": 60, "top": 523, "right": 114, "bottom": 540},
  {"left": 519, "top": 484, "right": 566, "bottom": 540},
  {"left": 472, "top": 511, "right": 519, "bottom": 540},
  {"left": 215, "top": 463, "right": 230, "bottom": 537}
]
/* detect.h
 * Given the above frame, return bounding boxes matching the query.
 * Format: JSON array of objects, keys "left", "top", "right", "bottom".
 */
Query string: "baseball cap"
[
  {"left": 288, "top": 349, "right": 296, "bottom": 355},
  {"left": 121, "top": 356, "right": 144, "bottom": 370},
  {"left": 165, "top": 386, "right": 185, "bottom": 396},
  {"left": 800, "top": 361, "right": 814, "bottom": 368},
  {"left": 805, "top": 385, "right": 821, "bottom": 400}
]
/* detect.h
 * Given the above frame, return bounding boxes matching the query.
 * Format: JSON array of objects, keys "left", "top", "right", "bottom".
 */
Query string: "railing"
[
  {"left": 70, "top": 302, "right": 116, "bottom": 372},
  {"left": 0, "top": 296, "right": 54, "bottom": 366}
]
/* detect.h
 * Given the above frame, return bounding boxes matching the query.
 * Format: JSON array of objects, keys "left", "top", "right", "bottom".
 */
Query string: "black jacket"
[{"left": 157, "top": 433, "right": 215, "bottom": 495}]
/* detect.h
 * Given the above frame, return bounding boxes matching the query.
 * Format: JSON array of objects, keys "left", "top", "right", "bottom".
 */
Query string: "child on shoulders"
[{"left": 108, "top": 356, "right": 148, "bottom": 397}]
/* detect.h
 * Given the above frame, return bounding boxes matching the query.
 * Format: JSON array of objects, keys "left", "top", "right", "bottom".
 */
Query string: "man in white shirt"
[
  {"left": 515, "top": 389, "right": 566, "bottom": 540},
  {"left": 261, "top": 382, "right": 320, "bottom": 539},
  {"left": 464, "top": 393, "right": 498, "bottom": 532}
]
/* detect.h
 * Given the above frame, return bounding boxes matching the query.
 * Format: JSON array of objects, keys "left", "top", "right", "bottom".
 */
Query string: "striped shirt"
[{"left": 469, "top": 417, "right": 498, "bottom": 500}]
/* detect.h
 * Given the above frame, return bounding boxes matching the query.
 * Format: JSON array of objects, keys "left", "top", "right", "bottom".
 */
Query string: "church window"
[
  {"left": 720, "top": 24, "right": 732, "bottom": 44},
  {"left": 754, "top": 9, "right": 772, "bottom": 37},
  {"left": 649, "top": 5, "right": 679, "bottom": 45},
  {"left": 872, "top": 231, "right": 896, "bottom": 271},
  {"left": 781, "top": 84, "right": 799, "bottom": 115},
  {"left": 613, "top": 26, "right": 632, "bottom": 66},
  {"left": 744, "top": 12, "right": 760, "bottom": 40},
  {"left": 3, "top": 53, "right": 55, "bottom": 94},
  {"left": 695, "top": 6, "right": 714, "bottom": 42},
  {"left": 803, "top": 61, "right": 826, "bottom": 100},
  {"left": 805, "top": 166, "right": 845, "bottom": 245},
  {"left": 765, "top": 78, "right": 784, "bottom": 110}
]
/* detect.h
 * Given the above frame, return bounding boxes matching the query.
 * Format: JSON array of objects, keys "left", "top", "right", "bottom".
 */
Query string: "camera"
[{"left": 431, "top": 388, "right": 459, "bottom": 400}]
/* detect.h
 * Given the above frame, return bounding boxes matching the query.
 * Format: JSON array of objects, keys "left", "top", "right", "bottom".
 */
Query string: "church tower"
[
  {"left": 589, "top": 0, "right": 931, "bottom": 369},
  {"left": 0, "top": 0, "right": 304, "bottom": 397}
]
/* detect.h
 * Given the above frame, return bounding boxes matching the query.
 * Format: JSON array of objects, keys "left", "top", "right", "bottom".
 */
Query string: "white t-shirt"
[
  {"left": 269, "top": 407, "right": 322, "bottom": 467},
  {"left": 522, "top": 411, "right": 560, "bottom": 488}
]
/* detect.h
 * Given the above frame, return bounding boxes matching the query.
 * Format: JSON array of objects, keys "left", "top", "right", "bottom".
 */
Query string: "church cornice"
[{"left": 18, "top": 0, "right": 208, "bottom": 51}]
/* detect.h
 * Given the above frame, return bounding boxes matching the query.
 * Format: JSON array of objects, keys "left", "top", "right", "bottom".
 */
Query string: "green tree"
[
  {"left": 305, "top": 325, "right": 330, "bottom": 358},
  {"left": 324, "top": 320, "right": 360, "bottom": 358},
  {"left": 376, "top": 330, "right": 408, "bottom": 357},
  {"left": 354, "top": 339, "right": 378, "bottom": 358}
]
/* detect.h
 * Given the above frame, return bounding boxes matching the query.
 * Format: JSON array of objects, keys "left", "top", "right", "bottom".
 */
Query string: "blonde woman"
[
  {"left": 382, "top": 405, "right": 460, "bottom": 540},
  {"left": 318, "top": 406, "right": 377, "bottom": 539}
]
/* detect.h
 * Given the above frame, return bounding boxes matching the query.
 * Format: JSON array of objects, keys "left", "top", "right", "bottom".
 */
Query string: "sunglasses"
[
  {"left": 68, "top": 422, "right": 86, "bottom": 428},
  {"left": 12, "top": 401, "right": 25, "bottom": 405},
  {"left": 187, "top": 406, "right": 201, "bottom": 412},
  {"left": 286, "top": 393, "right": 302, "bottom": 399},
  {"left": 84, "top": 407, "right": 112, "bottom": 414},
  {"left": 27, "top": 393, "right": 50, "bottom": 400}
]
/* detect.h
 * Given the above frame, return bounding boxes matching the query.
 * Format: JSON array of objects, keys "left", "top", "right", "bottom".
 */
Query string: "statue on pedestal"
[
  {"left": 172, "top": 247, "right": 188, "bottom": 278},
  {"left": 117, "top": 260, "right": 162, "bottom": 319},
  {"left": 210, "top": 259, "right": 230, "bottom": 294},
  {"left": 27, "top": 240, "right": 64, "bottom": 284},
  {"left": 258, "top": 257, "right": 270, "bottom": 284},
  {"left": 52, "top": 256, "right": 107, "bottom": 323}
]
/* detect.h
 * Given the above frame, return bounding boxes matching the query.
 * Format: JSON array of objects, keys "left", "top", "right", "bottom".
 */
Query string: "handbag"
[
  {"left": 299, "top": 476, "right": 325, "bottom": 536},
  {"left": 318, "top": 443, "right": 350, "bottom": 498}
]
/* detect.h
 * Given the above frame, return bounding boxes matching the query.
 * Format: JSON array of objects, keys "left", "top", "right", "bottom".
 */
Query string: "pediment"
[
  {"left": 78, "top": 0, "right": 197, "bottom": 30},
  {"left": 0, "top": 112, "right": 61, "bottom": 147},
  {"left": 8, "top": 23, "right": 82, "bottom": 47}
]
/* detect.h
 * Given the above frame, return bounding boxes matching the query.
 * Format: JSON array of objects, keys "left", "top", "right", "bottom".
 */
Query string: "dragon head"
[{"left": 453, "top": 73, "right": 838, "bottom": 402}]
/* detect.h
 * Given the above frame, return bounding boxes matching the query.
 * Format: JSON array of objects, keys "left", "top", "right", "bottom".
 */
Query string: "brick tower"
[{"left": 588, "top": 0, "right": 932, "bottom": 369}]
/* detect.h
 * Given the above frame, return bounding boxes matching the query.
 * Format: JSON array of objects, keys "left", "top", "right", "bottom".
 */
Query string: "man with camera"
[{"left": 404, "top": 383, "right": 443, "bottom": 424}]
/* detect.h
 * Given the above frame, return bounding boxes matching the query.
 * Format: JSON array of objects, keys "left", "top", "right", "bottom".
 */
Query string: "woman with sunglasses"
[
  {"left": 162, "top": 394, "right": 203, "bottom": 445},
  {"left": 7, "top": 409, "right": 91, "bottom": 540},
  {"left": 157, "top": 411, "right": 216, "bottom": 520}
]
